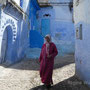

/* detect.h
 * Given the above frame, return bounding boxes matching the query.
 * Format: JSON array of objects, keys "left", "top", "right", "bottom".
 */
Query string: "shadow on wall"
[
  {"left": 30, "top": 75, "right": 89, "bottom": 90},
  {"left": 29, "top": 30, "right": 44, "bottom": 48}
]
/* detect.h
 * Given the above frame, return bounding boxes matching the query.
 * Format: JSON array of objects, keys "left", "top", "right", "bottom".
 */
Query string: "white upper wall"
[
  {"left": 13, "top": 0, "right": 20, "bottom": 6},
  {"left": 13, "top": 0, "right": 30, "bottom": 15},
  {"left": 38, "top": 5, "right": 73, "bottom": 21},
  {"left": 74, "top": 0, "right": 90, "bottom": 24},
  {"left": 85, "top": 0, "right": 90, "bottom": 24},
  {"left": 54, "top": 6, "right": 72, "bottom": 21},
  {"left": 23, "top": 0, "right": 30, "bottom": 15}
]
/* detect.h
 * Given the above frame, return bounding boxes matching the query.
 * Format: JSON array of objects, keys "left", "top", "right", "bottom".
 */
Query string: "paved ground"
[{"left": 0, "top": 55, "right": 89, "bottom": 90}]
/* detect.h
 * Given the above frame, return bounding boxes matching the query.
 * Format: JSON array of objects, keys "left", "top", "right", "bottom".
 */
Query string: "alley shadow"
[
  {"left": 0, "top": 55, "right": 75, "bottom": 71},
  {"left": 30, "top": 75, "right": 90, "bottom": 90}
]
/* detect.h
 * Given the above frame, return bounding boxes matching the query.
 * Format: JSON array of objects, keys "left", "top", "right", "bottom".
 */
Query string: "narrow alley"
[
  {"left": 0, "top": 55, "right": 89, "bottom": 90},
  {"left": 0, "top": 0, "right": 90, "bottom": 90}
]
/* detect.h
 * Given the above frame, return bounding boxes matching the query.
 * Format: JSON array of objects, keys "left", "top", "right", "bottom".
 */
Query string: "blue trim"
[
  {"left": 20, "top": 0, "right": 23, "bottom": 7},
  {"left": 31, "top": 0, "right": 40, "bottom": 10}
]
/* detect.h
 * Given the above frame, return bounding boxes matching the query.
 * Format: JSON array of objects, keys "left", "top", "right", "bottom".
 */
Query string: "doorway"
[
  {"left": 41, "top": 19, "right": 50, "bottom": 37},
  {"left": 0, "top": 25, "right": 13, "bottom": 64}
]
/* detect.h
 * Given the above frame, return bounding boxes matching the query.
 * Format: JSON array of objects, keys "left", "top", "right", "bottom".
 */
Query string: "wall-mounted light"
[{"left": 43, "top": 14, "right": 51, "bottom": 17}]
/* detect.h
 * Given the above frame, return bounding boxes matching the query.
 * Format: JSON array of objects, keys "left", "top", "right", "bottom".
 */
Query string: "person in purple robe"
[{"left": 39, "top": 35, "right": 58, "bottom": 89}]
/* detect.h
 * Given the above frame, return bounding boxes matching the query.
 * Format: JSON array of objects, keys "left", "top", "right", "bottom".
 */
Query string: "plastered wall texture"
[
  {"left": 37, "top": 5, "right": 75, "bottom": 56},
  {"left": 0, "top": 1, "right": 29, "bottom": 64},
  {"left": 74, "top": 0, "right": 90, "bottom": 87}
]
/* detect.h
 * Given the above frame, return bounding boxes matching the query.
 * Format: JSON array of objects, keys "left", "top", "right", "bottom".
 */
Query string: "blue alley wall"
[
  {"left": 28, "top": 0, "right": 43, "bottom": 48},
  {"left": 21, "top": 0, "right": 75, "bottom": 58},
  {"left": 30, "top": 30, "right": 44, "bottom": 48},
  {"left": 20, "top": 0, "right": 75, "bottom": 59},
  {"left": 18, "top": 0, "right": 44, "bottom": 59},
  {"left": 37, "top": 6, "right": 75, "bottom": 56},
  {"left": 29, "top": 0, "right": 40, "bottom": 30},
  {"left": 21, "top": 0, "right": 42, "bottom": 48},
  {"left": 75, "top": 22, "right": 90, "bottom": 86},
  {"left": 0, "top": 2, "right": 29, "bottom": 64}
]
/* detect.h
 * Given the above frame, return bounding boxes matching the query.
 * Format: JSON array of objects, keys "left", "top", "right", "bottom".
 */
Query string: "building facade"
[
  {"left": 0, "top": 0, "right": 29, "bottom": 64},
  {"left": 74, "top": 0, "right": 90, "bottom": 87},
  {"left": 37, "top": 0, "right": 75, "bottom": 56}
]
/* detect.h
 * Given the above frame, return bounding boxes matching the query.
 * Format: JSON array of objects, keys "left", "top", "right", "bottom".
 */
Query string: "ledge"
[{"left": 0, "top": 0, "right": 27, "bottom": 18}]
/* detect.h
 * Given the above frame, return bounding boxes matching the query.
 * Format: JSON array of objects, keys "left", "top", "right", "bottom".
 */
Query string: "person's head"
[{"left": 45, "top": 35, "right": 51, "bottom": 43}]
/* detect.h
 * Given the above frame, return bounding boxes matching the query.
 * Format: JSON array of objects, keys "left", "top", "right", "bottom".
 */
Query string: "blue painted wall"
[
  {"left": 37, "top": 6, "right": 75, "bottom": 56},
  {"left": 30, "top": 30, "right": 44, "bottom": 48},
  {"left": 29, "top": 0, "right": 40, "bottom": 30},
  {"left": 41, "top": 19, "right": 50, "bottom": 37},
  {"left": 0, "top": 2, "right": 29, "bottom": 64},
  {"left": 74, "top": 0, "right": 90, "bottom": 87},
  {"left": 20, "top": 0, "right": 75, "bottom": 59},
  {"left": 28, "top": 0, "right": 43, "bottom": 48},
  {"left": 75, "top": 22, "right": 90, "bottom": 86},
  {"left": 20, "top": 0, "right": 23, "bottom": 7},
  {"left": 19, "top": 0, "right": 43, "bottom": 59}
]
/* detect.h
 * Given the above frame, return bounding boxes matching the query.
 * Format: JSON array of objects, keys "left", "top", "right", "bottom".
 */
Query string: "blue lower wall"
[{"left": 30, "top": 30, "right": 44, "bottom": 48}]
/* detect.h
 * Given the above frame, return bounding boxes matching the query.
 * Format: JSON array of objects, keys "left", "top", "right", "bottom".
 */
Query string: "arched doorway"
[{"left": 1, "top": 25, "right": 13, "bottom": 64}]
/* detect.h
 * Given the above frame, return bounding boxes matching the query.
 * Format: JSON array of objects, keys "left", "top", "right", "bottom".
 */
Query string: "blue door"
[
  {"left": 0, "top": 26, "right": 13, "bottom": 64},
  {"left": 1, "top": 29, "right": 8, "bottom": 63},
  {"left": 41, "top": 19, "right": 50, "bottom": 37},
  {"left": 5, "top": 26, "right": 13, "bottom": 62}
]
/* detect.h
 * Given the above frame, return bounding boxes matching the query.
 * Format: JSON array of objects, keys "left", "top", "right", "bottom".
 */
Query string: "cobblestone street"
[{"left": 0, "top": 55, "right": 89, "bottom": 90}]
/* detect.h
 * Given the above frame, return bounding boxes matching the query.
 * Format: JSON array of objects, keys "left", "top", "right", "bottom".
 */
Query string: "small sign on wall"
[{"left": 76, "top": 24, "right": 82, "bottom": 40}]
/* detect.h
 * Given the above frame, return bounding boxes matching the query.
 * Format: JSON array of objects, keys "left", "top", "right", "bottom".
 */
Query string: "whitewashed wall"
[
  {"left": 22, "top": 0, "right": 30, "bottom": 15},
  {"left": 74, "top": 0, "right": 87, "bottom": 24},
  {"left": 13, "top": 0, "right": 20, "bottom": 6},
  {"left": 74, "top": 0, "right": 90, "bottom": 87}
]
